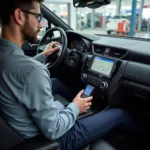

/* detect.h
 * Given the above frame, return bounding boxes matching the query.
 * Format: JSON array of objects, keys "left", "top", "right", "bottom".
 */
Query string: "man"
[{"left": 0, "top": 0, "right": 135, "bottom": 150}]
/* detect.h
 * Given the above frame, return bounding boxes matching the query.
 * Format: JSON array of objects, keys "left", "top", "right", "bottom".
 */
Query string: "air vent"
[
  {"left": 93, "top": 45, "right": 127, "bottom": 59},
  {"left": 93, "top": 45, "right": 105, "bottom": 55},
  {"left": 109, "top": 48, "right": 127, "bottom": 59}
]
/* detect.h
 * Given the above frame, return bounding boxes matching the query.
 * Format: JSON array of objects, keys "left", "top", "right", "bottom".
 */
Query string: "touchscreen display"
[
  {"left": 90, "top": 56, "right": 115, "bottom": 77},
  {"left": 84, "top": 85, "right": 94, "bottom": 96}
]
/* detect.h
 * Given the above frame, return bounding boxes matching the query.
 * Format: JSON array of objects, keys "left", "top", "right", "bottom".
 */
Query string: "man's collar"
[{"left": 0, "top": 38, "right": 24, "bottom": 55}]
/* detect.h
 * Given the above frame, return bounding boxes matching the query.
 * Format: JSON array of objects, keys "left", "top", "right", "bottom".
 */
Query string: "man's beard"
[{"left": 21, "top": 20, "right": 39, "bottom": 44}]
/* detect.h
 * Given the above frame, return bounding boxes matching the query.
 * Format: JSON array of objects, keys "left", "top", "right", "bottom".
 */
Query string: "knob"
[
  {"left": 81, "top": 73, "right": 87, "bottom": 80},
  {"left": 100, "top": 81, "right": 108, "bottom": 90},
  {"left": 71, "top": 52, "right": 76, "bottom": 56}
]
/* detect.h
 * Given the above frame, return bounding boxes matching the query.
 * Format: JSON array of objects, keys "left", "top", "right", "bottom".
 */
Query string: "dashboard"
[
  {"left": 66, "top": 30, "right": 150, "bottom": 108},
  {"left": 70, "top": 40, "right": 86, "bottom": 52},
  {"left": 66, "top": 30, "right": 150, "bottom": 64},
  {"left": 67, "top": 34, "right": 91, "bottom": 53}
]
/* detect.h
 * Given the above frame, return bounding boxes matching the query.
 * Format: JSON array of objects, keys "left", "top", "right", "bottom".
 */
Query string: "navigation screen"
[{"left": 90, "top": 56, "right": 115, "bottom": 77}]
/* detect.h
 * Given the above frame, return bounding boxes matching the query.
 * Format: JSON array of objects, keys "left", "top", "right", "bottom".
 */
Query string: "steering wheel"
[{"left": 37, "top": 27, "right": 68, "bottom": 69}]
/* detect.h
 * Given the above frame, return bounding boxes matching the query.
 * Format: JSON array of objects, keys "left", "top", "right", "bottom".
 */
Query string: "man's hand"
[
  {"left": 42, "top": 42, "right": 60, "bottom": 57},
  {"left": 73, "top": 90, "right": 93, "bottom": 114}
]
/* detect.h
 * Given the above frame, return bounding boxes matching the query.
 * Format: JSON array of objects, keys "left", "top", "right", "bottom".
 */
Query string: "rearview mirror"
[{"left": 73, "top": 0, "right": 111, "bottom": 9}]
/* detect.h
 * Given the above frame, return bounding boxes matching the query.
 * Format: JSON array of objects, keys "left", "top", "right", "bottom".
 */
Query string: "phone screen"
[{"left": 84, "top": 85, "right": 94, "bottom": 96}]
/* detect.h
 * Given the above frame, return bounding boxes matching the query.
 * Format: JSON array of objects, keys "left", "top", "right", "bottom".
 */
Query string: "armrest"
[{"left": 12, "top": 134, "right": 60, "bottom": 150}]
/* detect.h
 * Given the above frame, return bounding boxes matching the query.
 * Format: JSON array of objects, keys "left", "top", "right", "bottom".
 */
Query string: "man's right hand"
[{"left": 73, "top": 90, "right": 93, "bottom": 114}]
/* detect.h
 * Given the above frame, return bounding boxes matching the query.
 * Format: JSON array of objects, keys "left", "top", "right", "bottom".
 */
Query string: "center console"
[
  {"left": 81, "top": 54, "right": 125, "bottom": 96},
  {"left": 78, "top": 53, "right": 127, "bottom": 119}
]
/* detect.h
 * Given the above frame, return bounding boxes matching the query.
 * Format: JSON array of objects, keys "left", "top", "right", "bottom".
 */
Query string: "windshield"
[{"left": 43, "top": 0, "right": 150, "bottom": 39}]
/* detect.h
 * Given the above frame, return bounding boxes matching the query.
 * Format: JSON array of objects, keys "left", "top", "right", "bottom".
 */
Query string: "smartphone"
[{"left": 81, "top": 85, "right": 95, "bottom": 98}]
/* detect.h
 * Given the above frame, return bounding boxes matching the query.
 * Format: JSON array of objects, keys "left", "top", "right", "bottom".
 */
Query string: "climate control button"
[
  {"left": 81, "top": 73, "right": 88, "bottom": 80},
  {"left": 100, "top": 81, "right": 108, "bottom": 90}
]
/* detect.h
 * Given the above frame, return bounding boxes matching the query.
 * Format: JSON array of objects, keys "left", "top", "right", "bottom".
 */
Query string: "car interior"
[{"left": 0, "top": 0, "right": 150, "bottom": 150}]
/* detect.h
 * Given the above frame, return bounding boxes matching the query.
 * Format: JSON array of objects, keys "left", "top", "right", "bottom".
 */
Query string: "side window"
[
  {"left": 41, "top": 17, "right": 48, "bottom": 27},
  {"left": 38, "top": 17, "right": 55, "bottom": 40},
  {"left": 38, "top": 17, "right": 60, "bottom": 40},
  {"left": 38, "top": 17, "right": 48, "bottom": 37}
]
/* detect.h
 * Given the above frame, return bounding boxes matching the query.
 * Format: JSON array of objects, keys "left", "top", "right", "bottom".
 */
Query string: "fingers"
[
  {"left": 47, "top": 42, "right": 60, "bottom": 54},
  {"left": 53, "top": 47, "right": 60, "bottom": 51},
  {"left": 54, "top": 41, "right": 60, "bottom": 45},
  {"left": 85, "top": 101, "right": 92, "bottom": 107},
  {"left": 83, "top": 96, "right": 93, "bottom": 102},
  {"left": 48, "top": 41, "right": 60, "bottom": 48},
  {"left": 86, "top": 106, "right": 91, "bottom": 110},
  {"left": 52, "top": 41, "right": 60, "bottom": 45},
  {"left": 84, "top": 105, "right": 91, "bottom": 112},
  {"left": 77, "top": 90, "right": 84, "bottom": 97},
  {"left": 85, "top": 101, "right": 92, "bottom": 111},
  {"left": 47, "top": 47, "right": 59, "bottom": 55},
  {"left": 43, "top": 41, "right": 61, "bottom": 57}
]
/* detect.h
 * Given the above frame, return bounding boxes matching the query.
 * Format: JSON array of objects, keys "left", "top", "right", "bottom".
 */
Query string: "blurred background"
[{"left": 41, "top": 0, "right": 150, "bottom": 39}]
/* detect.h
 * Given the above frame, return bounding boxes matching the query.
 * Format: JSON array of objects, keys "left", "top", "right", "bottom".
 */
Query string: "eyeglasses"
[{"left": 21, "top": 9, "right": 43, "bottom": 23}]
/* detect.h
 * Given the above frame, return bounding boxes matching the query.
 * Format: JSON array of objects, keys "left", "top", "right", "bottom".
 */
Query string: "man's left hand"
[{"left": 42, "top": 42, "right": 60, "bottom": 57}]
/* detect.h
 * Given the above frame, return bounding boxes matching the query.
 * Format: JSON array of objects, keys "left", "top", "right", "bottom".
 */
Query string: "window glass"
[{"left": 43, "top": 0, "right": 150, "bottom": 39}]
